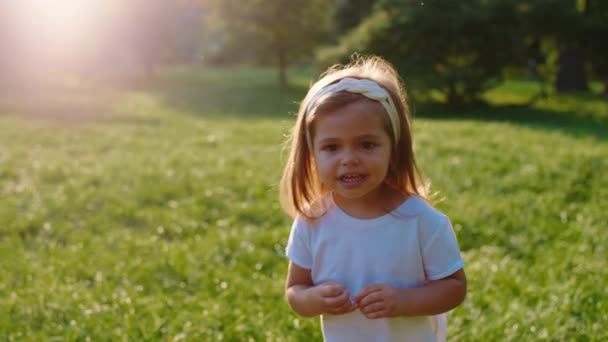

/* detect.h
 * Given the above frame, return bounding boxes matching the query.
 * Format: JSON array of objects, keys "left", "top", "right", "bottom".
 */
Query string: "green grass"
[{"left": 0, "top": 67, "right": 606, "bottom": 341}]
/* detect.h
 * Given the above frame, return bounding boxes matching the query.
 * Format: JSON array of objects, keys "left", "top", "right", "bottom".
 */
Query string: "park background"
[{"left": 0, "top": 0, "right": 606, "bottom": 340}]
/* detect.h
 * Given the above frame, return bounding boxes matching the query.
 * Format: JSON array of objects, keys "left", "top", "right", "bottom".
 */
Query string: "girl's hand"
[
  {"left": 354, "top": 284, "right": 405, "bottom": 319},
  {"left": 309, "top": 281, "right": 357, "bottom": 315}
]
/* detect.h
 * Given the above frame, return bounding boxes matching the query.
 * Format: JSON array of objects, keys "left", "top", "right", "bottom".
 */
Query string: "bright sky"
[
  {"left": 4, "top": 0, "right": 197, "bottom": 84},
  {"left": 14, "top": 0, "right": 106, "bottom": 49}
]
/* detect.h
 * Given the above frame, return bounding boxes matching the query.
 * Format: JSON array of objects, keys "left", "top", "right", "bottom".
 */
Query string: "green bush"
[{"left": 318, "top": 0, "right": 524, "bottom": 109}]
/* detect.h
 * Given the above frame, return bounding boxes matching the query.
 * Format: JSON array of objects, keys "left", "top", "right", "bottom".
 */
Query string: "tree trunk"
[
  {"left": 556, "top": 47, "right": 588, "bottom": 92},
  {"left": 277, "top": 44, "right": 288, "bottom": 87},
  {"left": 446, "top": 83, "right": 465, "bottom": 110}
]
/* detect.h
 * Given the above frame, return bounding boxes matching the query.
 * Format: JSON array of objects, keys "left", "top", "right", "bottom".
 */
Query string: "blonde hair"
[{"left": 280, "top": 56, "right": 427, "bottom": 219}]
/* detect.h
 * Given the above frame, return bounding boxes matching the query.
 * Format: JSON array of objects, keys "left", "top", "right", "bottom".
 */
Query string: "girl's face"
[{"left": 311, "top": 99, "right": 392, "bottom": 213}]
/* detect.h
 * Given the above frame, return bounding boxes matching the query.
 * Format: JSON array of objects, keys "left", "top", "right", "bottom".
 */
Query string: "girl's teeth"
[{"left": 342, "top": 174, "right": 362, "bottom": 181}]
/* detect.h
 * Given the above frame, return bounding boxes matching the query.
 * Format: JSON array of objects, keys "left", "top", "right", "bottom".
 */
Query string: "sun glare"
[{"left": 17, "top": 0, "right": 104, "bottom": 44}]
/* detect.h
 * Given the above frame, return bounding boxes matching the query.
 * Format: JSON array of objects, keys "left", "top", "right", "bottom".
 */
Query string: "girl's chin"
[{"left": 333, "top": 187, "right": 380, "bottom": 202}]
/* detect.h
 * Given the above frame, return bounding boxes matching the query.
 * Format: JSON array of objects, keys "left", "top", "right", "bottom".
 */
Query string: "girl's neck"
[{"left": 332, "top": 185, "right": 408, "bottom": 220}]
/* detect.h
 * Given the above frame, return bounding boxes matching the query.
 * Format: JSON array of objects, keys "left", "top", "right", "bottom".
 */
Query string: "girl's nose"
[{"left": 341, "top": 149, "right": 360, "bottom": 166}]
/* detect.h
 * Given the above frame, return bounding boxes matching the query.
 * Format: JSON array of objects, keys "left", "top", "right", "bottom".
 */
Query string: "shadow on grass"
[
  {"left": 413, "top": 101, "right": 608, "bottom": 141},
  {"left": 151, "top": 69, "right": 607, "bottom": 140},
  {"left": 136, "top": 65, "right": 313, "bottom": 121},
  {"left": 2, "top": 65, "right": 606, "bottom": 142},
  {"left": 0, "top": 89, "right": 115, "bottom": 124},
  {"left": 153, "top": 80, "right": 308, "bottom": 120}
]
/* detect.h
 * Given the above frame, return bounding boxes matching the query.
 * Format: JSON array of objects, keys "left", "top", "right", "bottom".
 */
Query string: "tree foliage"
[
  {"left": 205, "top": 0, "right": 330, "bottom": 86},
  {"left": 521, "top": 0, "right": 608, "bottom": 92},
  {"left": 320, "top": 0, "right": 608, "bottom": 106},
  {"left": 331, "top": 0, "right": 379, "bottom": 37},
  {"left": 319, "top": 0, "right": 524, "bottom": 108}
]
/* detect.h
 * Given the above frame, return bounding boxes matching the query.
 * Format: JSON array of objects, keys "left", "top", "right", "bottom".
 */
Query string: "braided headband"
[{"left": 304, "top": 78, "right": 400, "bottom": 149}]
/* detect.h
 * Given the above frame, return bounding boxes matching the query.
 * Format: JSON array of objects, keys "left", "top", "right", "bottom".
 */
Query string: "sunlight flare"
[{"left": 15, "top": 0, "right": 105, "bottom": 46}]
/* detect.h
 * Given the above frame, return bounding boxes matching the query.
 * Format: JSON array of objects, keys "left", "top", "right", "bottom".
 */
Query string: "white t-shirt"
[{"left": 285, "top": 195, "right": 464, "bottom": 342}]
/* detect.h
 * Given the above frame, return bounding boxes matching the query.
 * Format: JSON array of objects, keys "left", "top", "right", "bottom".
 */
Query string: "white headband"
[{"left": 304, "top": 78, "right": 400, "bottom": 148}]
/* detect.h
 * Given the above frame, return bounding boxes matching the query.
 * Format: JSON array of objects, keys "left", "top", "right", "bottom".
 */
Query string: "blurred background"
[
  {"left": 1, "top": 0, "right": 607, "bottom": 103},
  {"left": 0, "top": 1, "right": 607, "bottom": 340}
]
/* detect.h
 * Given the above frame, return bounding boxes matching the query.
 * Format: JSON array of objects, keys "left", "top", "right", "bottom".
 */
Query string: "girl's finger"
[
  {"left": 364, "top": 309, "right": 388, "bottom": 319},
  {"left": 359, "top": 291, "right": 383, "bottom": 307},
  {"left": 321, "top": 284, "right": 343, "bottom": 297},
  {"left": 354, "top": 285, "right": 382, "bottom": 303},
  {"left": 325, "top": 291, "right": 349, "bottom": 307},
  {"left": 360, "top": 301, "right": 384, "bottom": 315},
  {"left": 335, "top": 299, "right": 355, "bottom": 314},
  {"left": 327, "top": 298, "right": 353, "bottom": 315}
]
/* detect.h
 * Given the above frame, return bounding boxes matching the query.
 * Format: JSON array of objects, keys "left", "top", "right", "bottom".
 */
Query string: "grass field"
[{"left": 0, "top": 66, "right": 607, "bottom": 341}]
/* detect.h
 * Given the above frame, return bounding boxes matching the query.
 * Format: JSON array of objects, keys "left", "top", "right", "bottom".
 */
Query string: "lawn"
[{"left": 0, "top": 66, "right": 606, "bottom": 341}]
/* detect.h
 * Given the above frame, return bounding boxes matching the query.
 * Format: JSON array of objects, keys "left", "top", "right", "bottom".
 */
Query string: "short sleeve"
[
  {"left": 285, "top": 216, "right": 313, "bottom": 269},
  {"left": 420, "top": 215, "right": 464, "bottom": 281}
]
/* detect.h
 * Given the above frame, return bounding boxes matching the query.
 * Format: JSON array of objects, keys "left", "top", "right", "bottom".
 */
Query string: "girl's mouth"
[{"left": 338, "top": 173, "right": 367, "bottom": 186}]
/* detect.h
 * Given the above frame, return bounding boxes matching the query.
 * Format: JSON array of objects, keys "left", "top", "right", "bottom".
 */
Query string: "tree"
[
  {"left": 581, "top": 0, "right": 608, "bottom": 94},
  {"left": 522, "top": 0, "right": 608, "bottom": 93},
  {"left": 523, "top": 0, "right": 587, "bottom": 92},
  {"left": 118, "top": 0, "right": 180, "bottom": 79},
  {"left": 206, "top": 0, "right": 330, "bottom": 86},
  {"left": 319, "top": 0, "right": 524, "bottom": 108},
  {"left": 331, "top": 0, "right": 379, "bottom": 38}
]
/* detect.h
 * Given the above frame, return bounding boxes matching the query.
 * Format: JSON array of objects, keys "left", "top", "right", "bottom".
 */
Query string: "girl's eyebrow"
[
  {"left": 317, "top": 134, "right": 382, "bottom": 144},
  {"left": 316, "top": 137, "right": 339, "bottom": 144},
  {"left": 356, "top": 134, "right": 383, "bottom": 140}
]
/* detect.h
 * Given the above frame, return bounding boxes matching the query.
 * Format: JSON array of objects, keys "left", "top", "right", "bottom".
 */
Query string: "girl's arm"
[
  {"left": 285, "top": 261, "right": 357, "bottom": 317},
  {"left": 354, "top": 269, "right": 466, "bottom": 319}
]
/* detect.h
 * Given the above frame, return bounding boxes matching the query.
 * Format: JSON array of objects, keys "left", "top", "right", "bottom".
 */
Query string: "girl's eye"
[
  {"left": 361, "top": 142, "right": 377, "bottom": 150},
  {"left": 321, "top": 144, "right": 338, "bottom": 152}
]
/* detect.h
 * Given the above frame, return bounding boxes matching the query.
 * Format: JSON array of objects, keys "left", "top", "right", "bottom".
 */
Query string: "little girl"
[{"left": 280, "top": 56, "right": 466, "bottom": 341}]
